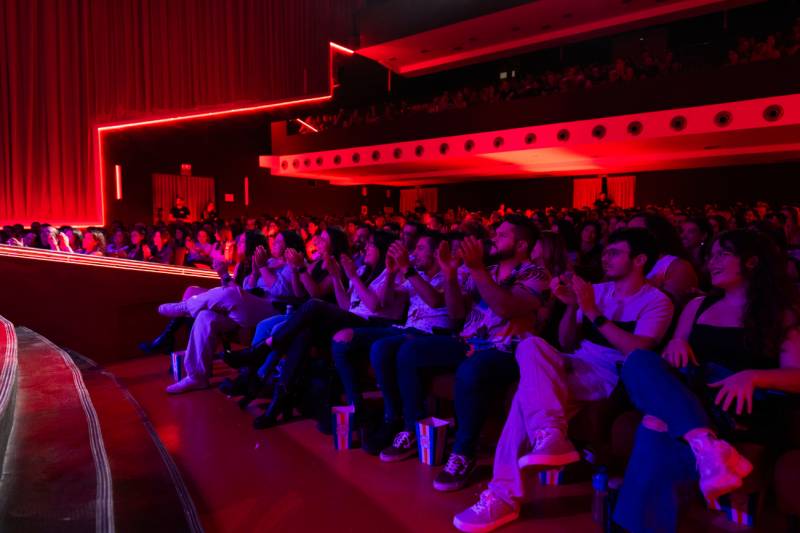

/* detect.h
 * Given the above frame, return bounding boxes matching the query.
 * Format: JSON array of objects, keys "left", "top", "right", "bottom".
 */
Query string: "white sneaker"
[
  {"left": 689, "top": 433, "right": 753, "bottom": 501},
  {"left": 517, "top": 428, "right": 580, "bottom": 470},
  {"left": 166, "top": 376, "right": 209, "bottom": 395},
  {"left": 453, "top": 490, "right": 520, "bottom": 533}
]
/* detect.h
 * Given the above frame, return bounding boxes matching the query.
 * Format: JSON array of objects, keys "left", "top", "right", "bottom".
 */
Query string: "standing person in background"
[{"left": 169, "top": 196, "right": 191, "bottom": 223}]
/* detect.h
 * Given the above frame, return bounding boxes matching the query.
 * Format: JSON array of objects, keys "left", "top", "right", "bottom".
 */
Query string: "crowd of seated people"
[
  {"left": 294, "top": 16, "right": 800, "bottom": 135},
  {"left": 73, "top": 196, "right": 799, "bottom": 532}
]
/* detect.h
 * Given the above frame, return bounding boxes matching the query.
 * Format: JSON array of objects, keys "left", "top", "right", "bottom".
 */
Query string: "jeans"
[
  {"left": 252, "top": 314, "right": 290, "bottom": 347},
  {"left": 331, "top": 326, "right": 426, "bottom": 421},
  {"left": 270, "top": 299, "right": 369, "bottom": 387},
  {"left": 395, "top": 335, "right": 518, "bottom": 456},
  {"left": 614, "top": 349, "right": 709, "bottom": 533}
]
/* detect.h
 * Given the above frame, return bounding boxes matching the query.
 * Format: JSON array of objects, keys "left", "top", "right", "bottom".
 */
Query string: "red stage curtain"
[
  {"left": 0, "top": 0, "right": 360, "bottom": 226},
  {"left": 152, "top": 174, "right": 214, "bottom": 224},
  {"left": 400, "top": 187, "right": 439, "bottom": 215},
  {"left": 607, "top": 175, "right": 636, "bottom": 208},
  {"left": 572, "top": 177, "right": 603, "bottom": 208}
]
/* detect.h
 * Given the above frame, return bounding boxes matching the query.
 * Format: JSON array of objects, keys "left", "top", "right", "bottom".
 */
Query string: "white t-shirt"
[
  {"left": 349, "top": 268, "right": 406, "bottom": 321},
  {"left": 569, "top": 282, "right": 673, "bottom": 400},
  {"left": 646, "top": 254, "right": 679, "bottom": 288}
]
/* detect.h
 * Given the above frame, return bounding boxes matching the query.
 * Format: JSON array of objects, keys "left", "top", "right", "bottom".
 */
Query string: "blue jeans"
[
  {"left": 395, "top": 335, "right": 518, "bottom": 457},
  {"left": 252, "top": 314, "right": 290, "bottom": 347},
  {"left": 614, "top": 349, "right": 710, "bottom": 533},
  {"left": 270, "top": 299, "right": 370, "bottom": 387},
  {"left": 331, "top": 326, "right": 420, "bottom": 420}
]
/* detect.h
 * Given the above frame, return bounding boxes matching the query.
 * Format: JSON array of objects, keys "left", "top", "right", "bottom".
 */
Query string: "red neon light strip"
[
  {"left": 244, "top": 176, "right": 250, "bottom": 207},
  {"left": 114, "top": 165, "right": 122, "bottom": 200},
  {"left": 295, "top": 118, "right": 319, "bottom": 133},
  {"left": 87, "top": 42, "right": 354, "bottom": 228},
  {"left": 0, "top": 245, "right": 220, "bottom": 278},
  {"left": 329, "top": 42, "right": 355, "bottom": 55}
]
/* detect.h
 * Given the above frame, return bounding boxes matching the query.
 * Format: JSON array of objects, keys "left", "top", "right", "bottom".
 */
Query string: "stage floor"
[{"left": 107, "top": 355, "right": 598, "bottom": 533}]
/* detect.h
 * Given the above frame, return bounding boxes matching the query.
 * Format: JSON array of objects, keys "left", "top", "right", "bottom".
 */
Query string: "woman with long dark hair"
[
  {"left": 614, "top": 230, "right": 800, "bottom": 532},
  {"left": 250, "top": 230, "right": 403, "bottom": 429}
]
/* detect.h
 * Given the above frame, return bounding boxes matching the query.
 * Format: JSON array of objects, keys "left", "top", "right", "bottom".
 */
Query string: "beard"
[{"left": 488, "top": 246, "right": 515, "bottom": 263}]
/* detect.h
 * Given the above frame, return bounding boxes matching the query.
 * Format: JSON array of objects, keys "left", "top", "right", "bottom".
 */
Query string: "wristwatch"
[
  {"left": 592, "top": 314, "right": 609, "bottom": 328},
  {"left": 404, "top": 266, "right": 418, "bottom": 279}
]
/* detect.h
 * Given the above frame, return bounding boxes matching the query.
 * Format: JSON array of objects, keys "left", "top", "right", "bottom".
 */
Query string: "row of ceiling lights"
[{"left": 281, "top": 104, "right": 785, "bottom": 171}]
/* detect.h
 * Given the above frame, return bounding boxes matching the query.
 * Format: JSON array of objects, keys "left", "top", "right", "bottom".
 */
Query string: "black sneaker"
[
  {"left": 362, "top": 420, "right": 403, "bottom": 456},
  {"left": 433, "top": 453, "right": 476, "bottom": 492},
  {"left": 379, "top": 431, "right": 417, "bottom": 462}
]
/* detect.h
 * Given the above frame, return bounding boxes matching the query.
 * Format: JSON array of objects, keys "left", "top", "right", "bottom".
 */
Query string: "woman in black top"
[{"left": 615, "top": 230, "right": 800, "bottom": 533}]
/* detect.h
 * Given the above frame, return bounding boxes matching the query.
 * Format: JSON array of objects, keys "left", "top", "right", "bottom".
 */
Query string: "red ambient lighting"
[
  {"left": 114, "top": 165, "right": 122, "bottom": 200},
  {"left": 244, "top": 176, "right": 250, "bottom": 207},
  {"left": 90, "top": 42, "right": 355, "bottom": 228},
  {"left": 295, "top": 118, "right": 320, "bottom": 133},
  {"left": 0, "top": 245, "right": 220, "bottom": 278}
]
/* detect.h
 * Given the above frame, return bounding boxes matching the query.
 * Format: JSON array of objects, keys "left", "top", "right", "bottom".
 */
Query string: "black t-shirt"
[{"left": 170, "top": 206, "right": 190, "bottom": 220}]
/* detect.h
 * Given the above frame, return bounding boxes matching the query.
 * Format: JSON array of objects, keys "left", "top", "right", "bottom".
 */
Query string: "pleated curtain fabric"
[
  {"left": 572, "top": 177, "right": 603, "bottom": 208},
  {"left": 0, "top": 0, "right": 361, "bottom": 225},
  {"left": 400, "top": 187, "right": 439, "bottom": 214},
  {"left": 152, "top": 174, "right": 214, "bottom": 224},
  {"left": 606, "top": 175, "right": 636, "bottom": 208}
]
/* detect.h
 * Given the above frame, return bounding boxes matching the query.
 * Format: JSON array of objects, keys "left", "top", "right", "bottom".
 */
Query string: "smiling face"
[{"left": 708, "top": 240, "right": 745, "bottom": 290}]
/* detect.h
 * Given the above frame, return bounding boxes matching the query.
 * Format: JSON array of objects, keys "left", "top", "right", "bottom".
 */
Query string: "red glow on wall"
[
  {"left": 114, "top": 165, "right": 122, "bottom": 200},
  {"left": 89, "top": 42, "right": 354, "bottom": 228}
]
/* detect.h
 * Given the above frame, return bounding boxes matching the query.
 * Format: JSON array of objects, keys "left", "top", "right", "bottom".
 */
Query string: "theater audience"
[
  {"left": 453, "top": 228, "right": 674, "bottom": 532},
  {"left": 330, "top": 231, "right": 450, "bottom": 452},
  {"left": 379, "top": 215, "right": 549, "bottom": 493},
  {"left": 144, "top": 228, "right": 174, "bottom": 264},
  {"left": 79, "top": 228, "right": 106, "bottom": 256},
  {"left": 247, "top": 231, "right": 399, "bottom": 428}
]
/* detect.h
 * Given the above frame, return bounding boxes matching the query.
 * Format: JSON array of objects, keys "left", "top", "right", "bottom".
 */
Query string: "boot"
[
  {"left": 223, "top": 343, "right": 269, "bottom": 369},
  {"left": 252, "top": 384, "right": 294, "bottom": 429},
  {"left": 139, "top": 317, "right": 187, "bottom": 355}
]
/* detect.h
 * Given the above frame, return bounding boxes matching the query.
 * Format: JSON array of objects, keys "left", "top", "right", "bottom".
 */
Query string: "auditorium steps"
[{"left": 0, "top": 325, "right": 202, "bottom": 532}]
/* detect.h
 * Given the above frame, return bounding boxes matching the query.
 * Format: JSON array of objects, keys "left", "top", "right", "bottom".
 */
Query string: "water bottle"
[{"left": 592, "top": 468, "right": 609, "bottom": 525}]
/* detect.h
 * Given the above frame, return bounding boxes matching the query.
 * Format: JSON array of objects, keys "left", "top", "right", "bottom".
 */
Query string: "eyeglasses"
[{"left": 709, "top": 250, "right": 736, "bottom": 262}]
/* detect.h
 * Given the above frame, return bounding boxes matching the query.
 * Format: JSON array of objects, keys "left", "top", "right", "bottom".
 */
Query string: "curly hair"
[{"left": 717, "top": 229, "right": 800, "bottom": 359}]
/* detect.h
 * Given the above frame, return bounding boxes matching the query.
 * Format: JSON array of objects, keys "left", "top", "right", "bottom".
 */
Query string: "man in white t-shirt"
[{"left": 454, "top": 228, "right": 674, "bottom": 533}]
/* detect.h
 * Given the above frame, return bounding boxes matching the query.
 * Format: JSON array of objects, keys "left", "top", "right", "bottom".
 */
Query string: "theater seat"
[
  {"left": 775, "top": 449, "right": 800, "bottom": 517},
  {"left": 568, "top": 386, "right": 632, "bottom": 467}
]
